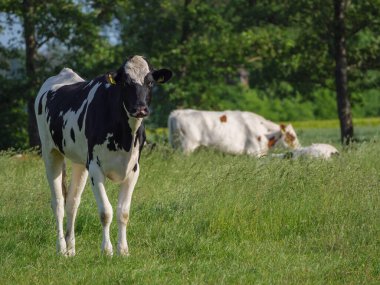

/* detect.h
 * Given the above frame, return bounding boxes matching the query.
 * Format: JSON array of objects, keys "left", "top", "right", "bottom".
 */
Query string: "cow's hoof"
[
  {"left": 57, "top": 238, "right": 67, "bottom": 256},
  {"left": 66, "top": 248, "right": 76, "bottom": 257},
  {"left": 117, "top": 248, "right": 130, "bottom": 257},
  {"left": 66, "top": 239, "right": 76, "bottom": 257},
  {"left": 102, "top": 242, "right": 113, "bottom": 256},
  {"left": 103, "top": 249, "right": 113, "bottom": 256}
]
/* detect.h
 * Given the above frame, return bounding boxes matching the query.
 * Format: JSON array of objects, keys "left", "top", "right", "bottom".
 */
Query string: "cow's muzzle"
[{"left": 131, "top": 106, "right": 149, "bottom": 118}]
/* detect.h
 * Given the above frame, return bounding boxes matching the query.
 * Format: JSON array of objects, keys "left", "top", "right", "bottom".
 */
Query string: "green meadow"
[{"left": 0, "top": 124, "right": 379, "bottom": 284}]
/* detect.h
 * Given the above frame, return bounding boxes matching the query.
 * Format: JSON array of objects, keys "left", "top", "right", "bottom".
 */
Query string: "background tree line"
[{"left": 0, "top": 0, "right": 379, "bottom": 149}]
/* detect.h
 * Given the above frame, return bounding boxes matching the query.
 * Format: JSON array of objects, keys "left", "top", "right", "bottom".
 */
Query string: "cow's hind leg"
[
  {"left": 65, "top": 163, "right": 88, "bottom": 256},
  {"left": 182, "top": 140, "right": 199, "bottom": 154},
  {"left": 117, "top": 165, "right": 140, "bottom": 256},
  {"left": 88, "top": 162, "right": 113, "bottom": 255},
  {"left": 43, "top": 149, "right": 67, "bottom": 255}
]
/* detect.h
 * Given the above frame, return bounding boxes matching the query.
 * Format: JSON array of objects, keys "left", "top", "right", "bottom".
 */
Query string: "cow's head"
[
  {"left": 266, "top": 124, "right": 300, "bottom": 149},
  {"left": 108, "top": 55, "right": 172, "bottom": 118}
]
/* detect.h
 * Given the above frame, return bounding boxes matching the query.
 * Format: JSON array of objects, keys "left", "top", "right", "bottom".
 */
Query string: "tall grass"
[{"left": 0, "top": 129, "right": 379, "bottom": 284}]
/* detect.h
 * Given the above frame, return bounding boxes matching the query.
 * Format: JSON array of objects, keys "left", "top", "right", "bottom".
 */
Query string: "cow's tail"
[
  {"left": 168, "top": 112, "right": 182, "bottom": 148},
  {"left": 168, "top": 113, "right": 175, "bottom": 147},
  {"left": 61, "top": 160, "right": 68, "bottom": 205}
]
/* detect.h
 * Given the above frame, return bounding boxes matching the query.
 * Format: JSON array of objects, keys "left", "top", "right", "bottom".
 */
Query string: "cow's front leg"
[
  {"left": 88, "top": 162, "right": 113, "bottom": 255},
  {"left": 117, "top": 165, "right": 140, "bottom": 256}
]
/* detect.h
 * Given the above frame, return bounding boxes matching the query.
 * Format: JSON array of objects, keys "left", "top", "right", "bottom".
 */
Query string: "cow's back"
[
  {"left": 168, "top": 110, "right": 268, "bottom": 156},
  {"left": 35, "top": 68, "right": 91, "bottom": 164}
]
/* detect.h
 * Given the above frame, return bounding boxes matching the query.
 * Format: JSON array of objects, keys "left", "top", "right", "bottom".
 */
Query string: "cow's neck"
[
  {"left": 127, "top": 116, "right": 143, "bottom": 134},
  {"left": 100, "top": 82, "right": 142, "bottom": 148},
  {"left": 119, "top": 99, "right": 143, "bottom": 134}
]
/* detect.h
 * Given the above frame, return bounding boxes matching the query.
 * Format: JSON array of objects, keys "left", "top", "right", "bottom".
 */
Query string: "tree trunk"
[
  {"left": 334, "top": 0, "right": 353, "bottom": 145},
  {"left": 180, "top": 0, "right": 192, "bottom": 44},
  {"left": 22, "top": 0, "right": 41, "bottom": 148}
]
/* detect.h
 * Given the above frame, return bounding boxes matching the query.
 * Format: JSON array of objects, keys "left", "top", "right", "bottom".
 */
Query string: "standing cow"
[
  {"left": 35, "top": 55, "right": 172, "bottom": 256},
  {"left": 168, "top": 109, "right": 300, "bottom": 156}
]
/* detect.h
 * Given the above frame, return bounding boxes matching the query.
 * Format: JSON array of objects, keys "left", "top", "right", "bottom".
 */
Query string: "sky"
[{"left": 0, "top": 13, "right": 23, "bottom": 48}]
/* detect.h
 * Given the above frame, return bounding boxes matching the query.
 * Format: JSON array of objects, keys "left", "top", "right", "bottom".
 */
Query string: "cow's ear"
[
  {"left": 106, "top": 72, "right": 117, "bottom": 85},
  {"left": 114, "top": 66, "right": 125, "bottom": 83},
  {"left": 152, "top": 68, "right": 172, "bottom": 84},
  {"left": 107, "top": 66, "right": 125, "bottom": 85},
  {"left": 267, "top": 136, "right": 277, "bottom": 148},
  {"left": 280, "top": 124, "right": 286, "bottom": 134}
]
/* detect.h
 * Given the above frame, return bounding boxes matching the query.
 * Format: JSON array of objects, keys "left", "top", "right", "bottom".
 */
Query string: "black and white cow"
[{"left": 35, "top": 55, "right": 172, "bottom": 256}]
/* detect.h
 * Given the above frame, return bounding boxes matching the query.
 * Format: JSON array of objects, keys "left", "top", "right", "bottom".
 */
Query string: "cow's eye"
[{"left": 148, "top": 81, "right": 154, "bottom": 88}]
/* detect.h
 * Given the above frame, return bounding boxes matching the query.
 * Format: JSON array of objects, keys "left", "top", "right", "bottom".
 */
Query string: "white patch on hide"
[
  {"left": 124, "top": 56, "right": 150, "bottom": 85},
  {"left": 92, "top": 137, "right": 140, "bottom": 183},
  {"left": 123, "top": 103, "right": 142, "bottom": 132},
  {"left": 38, "top": 68, "right": 85, "bottom": 96}
]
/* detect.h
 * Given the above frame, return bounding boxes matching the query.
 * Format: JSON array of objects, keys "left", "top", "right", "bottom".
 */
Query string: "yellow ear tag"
[
  {"left": 157, "top": 76, "right": 165, "bottom": 83},
  {"left": 108, "top": 74, "right": 116, "bottom": 85}
]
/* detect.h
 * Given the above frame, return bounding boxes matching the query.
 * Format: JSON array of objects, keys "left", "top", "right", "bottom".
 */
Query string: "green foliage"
[
  {"left": 0, "top": 130, "right": 379, "bottom": 283},
  {"left": 0, "top": 0, "right": 120, "bottom": 149},
  {"left": 117, "top": 0, "right": 380, "bottom": 127},
  {"left": 352, "top": 89, "right": 380, "bottom": 118},
  {"left": 0, "top": 75, "right": 29, "bottom": 149},
  {"left": 1, "top": 0, "right": 380, "bottom": 148},
  {"left": 310, "top": 88, "right": 337, "bottom": 119},
  {"left": 0, "top": 92, "right": 28, "bottom": 149}
]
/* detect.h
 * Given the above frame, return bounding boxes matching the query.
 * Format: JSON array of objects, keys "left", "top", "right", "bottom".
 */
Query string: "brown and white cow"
[
  {"left": 272, "top": 143, "right": 339, "bottom": 159},
  {"left": 168, "top": 109, "right": 300, "bottom": 157}
]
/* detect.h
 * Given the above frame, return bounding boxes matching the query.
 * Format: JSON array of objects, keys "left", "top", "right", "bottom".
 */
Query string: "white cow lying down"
[
  {"left": 168, "top": 109, "right": 300, "bottom": 157},
  {"left": 273, "top": 143, "right": 339, "bottom": 159}
]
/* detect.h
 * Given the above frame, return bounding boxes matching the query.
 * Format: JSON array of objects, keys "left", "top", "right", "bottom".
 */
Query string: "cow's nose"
[{"left": 133, "top": 106, "right": 149, "bottom": 118}]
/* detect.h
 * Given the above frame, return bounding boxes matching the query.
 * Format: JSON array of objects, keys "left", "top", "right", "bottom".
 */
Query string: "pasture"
[{"left": 0, "top": 125, "right": 379, "bottom": 284}]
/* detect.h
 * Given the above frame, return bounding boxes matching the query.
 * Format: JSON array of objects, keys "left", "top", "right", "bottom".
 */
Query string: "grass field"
[{"left": 0, "top": 125, "right": 379, "bottom": 284}]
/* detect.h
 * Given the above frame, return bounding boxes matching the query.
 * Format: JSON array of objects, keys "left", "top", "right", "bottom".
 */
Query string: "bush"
[
  {"left": 311, "top": 88, "right": 337, "bottom": 119},
  {"left": 352, "top": 89, "right": 380, "bottom": 118},
  {"left": 183, "top": 85, "right": 316, "bottom": 122},
  {"left": 152, "top": 83, "right": 379, "bottom": 126},
  {"left": 0, "top": 78, "right": 29, "bottom": 150}
]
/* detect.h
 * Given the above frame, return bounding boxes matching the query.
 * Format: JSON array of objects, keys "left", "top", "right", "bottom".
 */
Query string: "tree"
[
  {"left": 1, "top": 0, "right": 379, "bottom": 148},
  {"left": 0, "top": 0, "right": 120, "bottom": 148},
  {"left": 334, "top": 0, "right": 352, "bottom": 144},
  {"left": 269, "top": 0, "right": 380, "bottom": 143},
  {"left": 110, "top": 0, "right": 380, "bottom": 129},
  {"left": 0, "top": 48, "right": 28, "bottom": 149},
  {"left": 114, "top": 1, "right": 267, "bottom": 124},
  {"left": 22, "top": 0, "right": 40, "bottom": 147}
]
